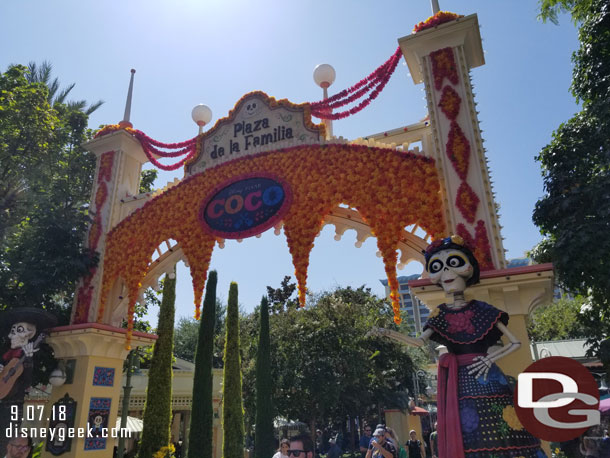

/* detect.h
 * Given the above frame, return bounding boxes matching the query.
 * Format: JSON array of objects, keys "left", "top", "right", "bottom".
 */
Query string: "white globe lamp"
[
  {"left": 313, "top": 64, "right": 336, "bottom": 89},
  {"left": 191, "top": 104, "right": 212, "bottom": 134},
  {"left": 49, "top": 367, "right": 67, "bottom": 387}
]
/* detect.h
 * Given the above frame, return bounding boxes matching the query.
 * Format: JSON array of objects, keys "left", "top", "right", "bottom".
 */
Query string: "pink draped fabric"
[{"left": 437, "top": 353, "right": 486, "bottom": 458}]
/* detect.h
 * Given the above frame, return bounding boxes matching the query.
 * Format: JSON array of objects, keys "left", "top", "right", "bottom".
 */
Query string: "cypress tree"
[
  {"left": 254, "top": 296, "right": 275, "bottom": 458},
  {"left": 188, "top": 270, "right": 218, "bottom": 458},
  {"left": 223, "top": 282, "right": 244, "bottom": 458},
  {"left": 137, "top": 272, "right": 176, "bottom": 458}
]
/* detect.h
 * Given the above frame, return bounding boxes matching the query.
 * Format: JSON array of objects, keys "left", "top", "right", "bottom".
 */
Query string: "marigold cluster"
[
  {"left": 96, "top": 143, "right": 445, "bottom": 347},
  {"left": 413, "top": 11, "right": 463, "bottom": 34},
  {"left": 430, "top": 47, "right": 459, "bottom": 91},
  {"left": 456, "top": 182, "right": 480, "bottom": 224},
  {"left": 502, "top": 406, "right": 524, "bottom": 431}
]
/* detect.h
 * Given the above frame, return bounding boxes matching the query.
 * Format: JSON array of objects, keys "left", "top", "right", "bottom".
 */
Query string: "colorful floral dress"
[{"left": 424, "top": 300, "right": 546, "bottom": 458}]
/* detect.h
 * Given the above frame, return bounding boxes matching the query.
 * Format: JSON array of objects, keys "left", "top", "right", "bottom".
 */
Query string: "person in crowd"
[
  {"left": 327, "top": 438, "right": 341, "bottom": 458},
  {"left": 360, "top": 424, "right": 373, "bottom": 457},
  {"left": 429, "top": 422, "right": 438, "bottom": 458},
  {"left": 316, "top": 430, "right": 324, "bottom": 455},
  {"left": 289, "top": 433, "right": 315, "bottom": 458},
  {"left": 4, "top": 436, "right": 32, "bottom": 458},
  {"left": 580, "top": 436, "right": 600, "bottom": 458},
  {"left": 273, "top": 439, "right": 290, "bottom": 458},
  {"left": 384, "top": 427, "right": 406, "bottom": 458},
  {"left": 600, "top": 429, "right": 610, "bottom": 458},
  {"left": 366, "top": 426, "right": 397, "bottom": 458},
  {"left": 405, "top": 430, "right": 425, "bottom": 458}
]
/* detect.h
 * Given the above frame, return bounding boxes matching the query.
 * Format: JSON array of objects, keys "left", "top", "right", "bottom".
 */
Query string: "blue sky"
[{"left": 1, "top": 1, "right": 580, "bottom": 320}]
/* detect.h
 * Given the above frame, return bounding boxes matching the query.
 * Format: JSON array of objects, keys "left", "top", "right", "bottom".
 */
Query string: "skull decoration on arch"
[{"left": 8, "top": 322, "right": 36, "bottom": 349}]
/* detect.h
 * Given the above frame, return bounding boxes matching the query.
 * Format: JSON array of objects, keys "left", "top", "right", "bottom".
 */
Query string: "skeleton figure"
[
  {"left": 0, "top": 308, "right": 54, "bottom": 457},
  {"left": 369, "top": 236, "right": 545, "bottom": 458}
]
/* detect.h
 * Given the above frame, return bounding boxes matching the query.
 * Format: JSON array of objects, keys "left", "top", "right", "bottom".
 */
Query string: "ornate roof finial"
[
  {"left": 431, "top": 0, "right": 440, "bottom": 14},
  {"left": 119, "top": 69, "right": 136, "bottom": 128}
]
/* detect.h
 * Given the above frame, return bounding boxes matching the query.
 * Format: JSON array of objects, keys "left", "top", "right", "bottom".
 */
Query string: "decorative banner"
[
  {"left": 46, "top": 393, "right": 77, "bottom": 456},
  {"left": 84, "top": 397, "right": 111, "bottom": 451},
  {"left": 200, "top": 174, "right": 292, "bottom": 239},
  {"left": 185, "top": 92, "right": 325, "bottom": 176}
]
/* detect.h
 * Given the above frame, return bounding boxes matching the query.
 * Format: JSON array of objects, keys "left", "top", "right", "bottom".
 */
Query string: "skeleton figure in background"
[
  {"left": 0, "top": 322, "right": 39, "bottom": 371},
  {"left": 370, "top": 236, "right": 546, "bottom": 458},
  {"left": 0, "top": 308, "right": 55, "bottom": 457}
]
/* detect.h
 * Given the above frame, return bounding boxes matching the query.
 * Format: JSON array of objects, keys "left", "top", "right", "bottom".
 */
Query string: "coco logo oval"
[{"left": 200, "top": 175, "right": 292, "bottom": 239}]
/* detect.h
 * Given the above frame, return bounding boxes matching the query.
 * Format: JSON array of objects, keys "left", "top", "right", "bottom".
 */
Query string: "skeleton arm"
[
  {"left": 366, "top": 327, "right": 433, "bottom": 348},
  {"left": 467, "top": 322, "right": 521, "bottom": 380}
]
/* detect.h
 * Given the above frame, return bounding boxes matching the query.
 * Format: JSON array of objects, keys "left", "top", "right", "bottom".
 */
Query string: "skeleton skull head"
[
  {"left": 8, "top": 322, "right": 36, "bottom": 349},
  {"left": 427, "top": 248, "right": 474, "bottom": 294},
  {"left": 93, "top": 415, "right": 103, "bottom": 427}
]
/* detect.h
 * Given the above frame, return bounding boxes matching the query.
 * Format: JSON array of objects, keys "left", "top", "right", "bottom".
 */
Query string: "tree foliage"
[
  {"left": 241, "top": 278, "right": 421, "bottom": 442},
  {"left": 538, "top": 0, "right": 593, "bottom": 24},
  {"left": 0, "top": 64, "right": 99, "bottom": 321},
  {"left": 223, "top": 282, "right": 245, "bottom": 458},
  {"left": 139, "top": 169, "right": 158, "bottom": 194},
  {"left": 189, "top": 270, "right": 218, "bottom": 458},
  {"left": 532, "top": 0, "right": 610, "bottom": 355},
  {"left": 254, "top": 296, "right": 274, "bottom": 458},
  {"left": 138, "top": 273, "right": 176, "bottom": 458},
  {"left": 527, "top": 296, "right": 588, "bottom": 341},
  {"left": 174, "top": 299, "right": 225, "bottom": 366}
]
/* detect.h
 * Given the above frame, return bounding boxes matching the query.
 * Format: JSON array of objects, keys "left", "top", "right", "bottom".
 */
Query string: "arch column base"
[{"left": 40, "top": 324, "right": 156, "bottom": 458}]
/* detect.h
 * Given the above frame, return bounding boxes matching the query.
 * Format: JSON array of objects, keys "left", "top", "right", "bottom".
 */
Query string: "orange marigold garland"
[
  {"left": 413, "top": 11, "right": 463, "bottom": 34},
  {"left": 438, "top": 85, "right": 461, "bottom": 121},
  {"left": 430, "top": 47, "right": 459, "bottom": 91},
  {"left": 98, "top": 143, "right": 445, "bottom": 346},
  {"left": 446, "top": 121, "right": 471, "bottom": 180},
  {"left": 457, "top": 220, "right": 494, "bottom": 271},
  {"left": 455, "top": 182, "right": 479, "bottom": 224}
]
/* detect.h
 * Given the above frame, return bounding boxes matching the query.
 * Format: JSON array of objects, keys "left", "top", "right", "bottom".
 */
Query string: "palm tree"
[{"left": 26, "top": 61, "right": 103, "bottom": 114}]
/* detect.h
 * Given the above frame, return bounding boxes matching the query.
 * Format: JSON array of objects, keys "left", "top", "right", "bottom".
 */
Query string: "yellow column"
[
  {"left": 384, "top": 409, "right": 423, "bottom": 445},
  {"left": 40, "top": 324, "right": 155, "bottom": 458}
]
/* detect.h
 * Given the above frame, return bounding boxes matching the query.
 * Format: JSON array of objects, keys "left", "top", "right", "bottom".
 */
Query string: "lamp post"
[
  {"left": 117, "top": 350, "right": 136, "bottom": 458},
  {"left": 313, "top": 63, "right": 336, "bottom": 139},
  {"left": 191, "top": 104, "right": 213, "bottom": 135}
]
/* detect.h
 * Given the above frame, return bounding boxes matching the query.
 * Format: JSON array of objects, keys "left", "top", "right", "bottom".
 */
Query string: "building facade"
[{"left": 380, "top": 274, "right": 429, "bottom": 336}]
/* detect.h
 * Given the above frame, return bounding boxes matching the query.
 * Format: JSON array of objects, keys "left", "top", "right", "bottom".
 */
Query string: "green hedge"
[
  {"left": 254, "top": 296, "right": 274, "bottom": 458},
  {"left": 222, "top": 282, "right": 244, "bottom": 458},
  {"left": 137, "top": 273, "right": 176, "bottom": 458},
  {"left": 188, "top": 270, "right": 218, "bottom": 458}
]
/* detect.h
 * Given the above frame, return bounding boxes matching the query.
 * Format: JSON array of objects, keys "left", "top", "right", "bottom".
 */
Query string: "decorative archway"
[{"left": 93, "top": 93, "right": 446, "bottom": 345}]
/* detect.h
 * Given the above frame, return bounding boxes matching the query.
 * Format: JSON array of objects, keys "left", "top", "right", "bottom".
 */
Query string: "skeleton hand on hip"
[{"left": 466, "top": 355, "right": 493, "bottom": 380}]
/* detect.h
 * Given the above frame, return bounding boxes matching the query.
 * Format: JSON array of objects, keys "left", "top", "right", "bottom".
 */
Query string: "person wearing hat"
[
  {"left": 366, "top": 427, "right": 396, "bottom": 458},
  {"left": 0, "top": 308, "right": 56, "bottom": 457},
  {"left": 405, "top": 430, "right": 425, "bottom": 458}
]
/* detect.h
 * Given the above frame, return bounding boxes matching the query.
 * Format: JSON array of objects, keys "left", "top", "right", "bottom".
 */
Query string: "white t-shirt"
[{"left": 272, "top": 452, "right": 289, "bottom": 458}]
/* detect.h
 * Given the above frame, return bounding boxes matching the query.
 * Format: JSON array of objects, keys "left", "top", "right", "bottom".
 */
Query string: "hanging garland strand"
[
  {"left": 310, "top": 47, "right": 403, "bottom": 120},
  {"left": 133, "top": 130, "right": 199, "bottom": 171},
  {"left": 95, "top": 125, "right": 199, "bottom": 171}
]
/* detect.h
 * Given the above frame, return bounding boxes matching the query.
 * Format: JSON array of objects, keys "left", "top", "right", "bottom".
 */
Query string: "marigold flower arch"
[{"left": 96, "top": 95, "right": 446, "bottom": 347}]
